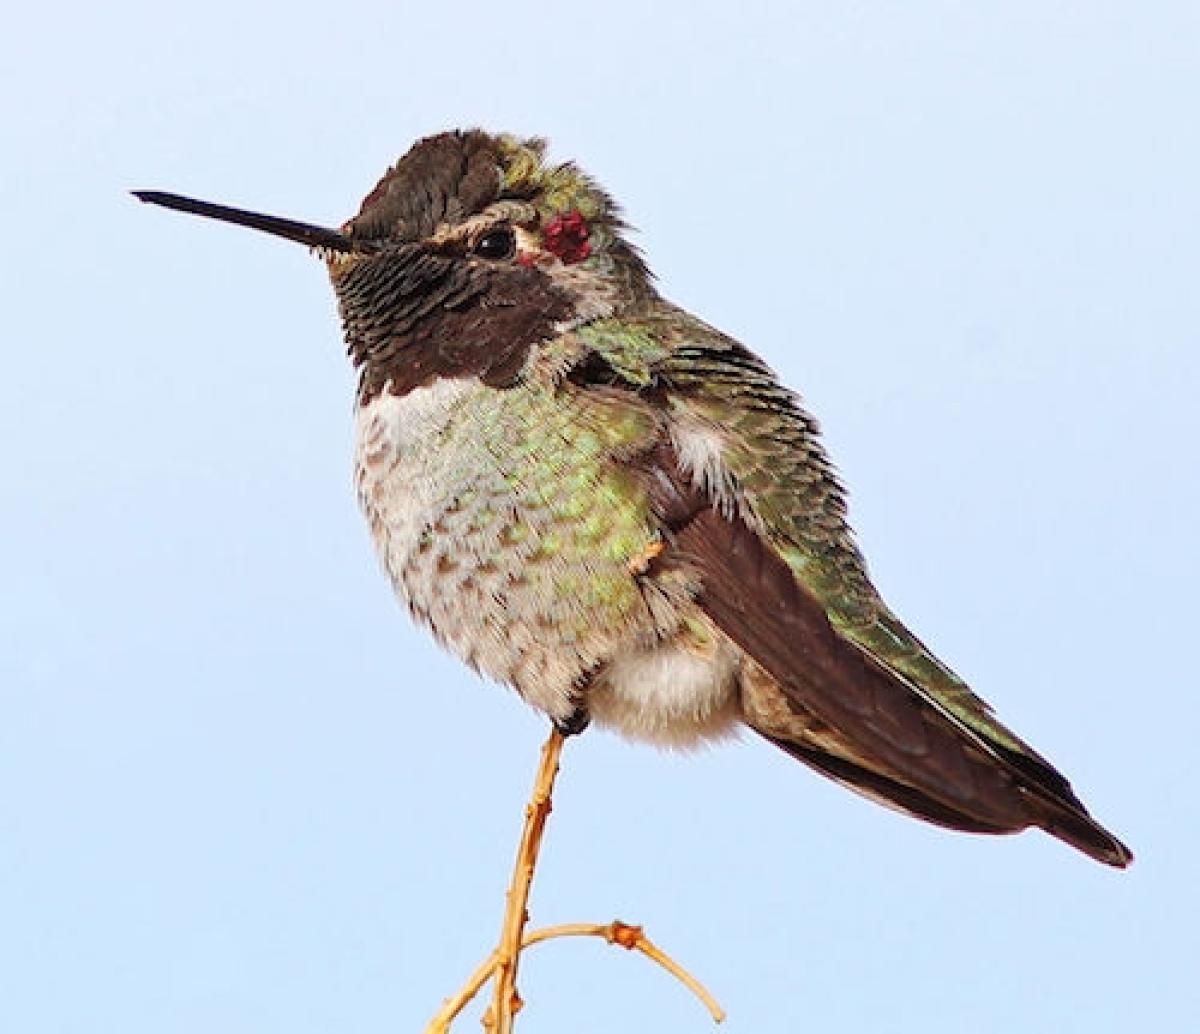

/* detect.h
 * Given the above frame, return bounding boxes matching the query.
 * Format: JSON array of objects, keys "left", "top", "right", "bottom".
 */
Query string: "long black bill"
[{"left": 133, "top": 190, "right": 356, "bottom": 253}]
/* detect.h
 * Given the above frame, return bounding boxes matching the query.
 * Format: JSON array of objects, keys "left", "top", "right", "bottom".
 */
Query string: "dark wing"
[
  {"left": 589, "top": 314, "right": 1131, "bottom": 866},
  {"left": 644, "top": 444, "right": 1130, "bottom": 866}
]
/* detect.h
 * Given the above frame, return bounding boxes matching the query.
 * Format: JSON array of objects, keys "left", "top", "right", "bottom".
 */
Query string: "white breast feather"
[
  {"left": 670, "top": 417, "right": 740, "bottom": 517},
  {"left": 354, "top": 379, "right": 477, "bottom": 578}
]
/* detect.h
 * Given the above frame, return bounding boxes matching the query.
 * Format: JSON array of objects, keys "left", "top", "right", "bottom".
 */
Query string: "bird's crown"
[{"left": 342, "top": 129, "right": 645, "bottom": 281}]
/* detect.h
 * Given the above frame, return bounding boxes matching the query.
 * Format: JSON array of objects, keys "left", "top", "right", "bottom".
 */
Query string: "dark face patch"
[
  {"left": 331, "top": 130, "right": 633, "bottom": 401},
  {"left": 334, "top": 243, "right": 574, "bottom": 402}
]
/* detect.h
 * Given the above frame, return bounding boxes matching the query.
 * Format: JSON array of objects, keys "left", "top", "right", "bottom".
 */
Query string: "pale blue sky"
[{"left": 3, "top": 3, "right": 1197, "bottom": 1032}]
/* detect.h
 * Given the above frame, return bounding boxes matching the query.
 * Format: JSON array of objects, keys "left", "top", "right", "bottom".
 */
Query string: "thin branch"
[
  {"left": 525, "top": 922, "right": 726, "bottom": 1024},
  {"left": 421, "top": 727, "right": 726, "bottom": 1032},
  {"left": 487, "top": 727, "right": 565, "bottom": 1033},
  {"left": 425, "top": 949, "right": 499, "bottom": 1034},
  {"left": 424, "top": 920, "right": 726, "bottom": 1032}
]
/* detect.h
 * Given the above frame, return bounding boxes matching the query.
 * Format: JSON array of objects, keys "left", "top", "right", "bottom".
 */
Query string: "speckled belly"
[{"left": 353, "top": 376, "right": 743, "bottom": 742}]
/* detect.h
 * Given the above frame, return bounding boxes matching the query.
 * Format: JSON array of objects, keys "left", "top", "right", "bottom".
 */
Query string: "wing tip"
[{"left": 1035, "top": 801, "right": 1134, "bottom": 868}]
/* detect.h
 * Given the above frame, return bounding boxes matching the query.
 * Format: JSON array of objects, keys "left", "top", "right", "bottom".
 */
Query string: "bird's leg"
[
  {"left": 485, "top": 726, "right": 567, "bottom": 1034},
  {"left": 553, "top": 703, "right": 590, "bottom": 737}
]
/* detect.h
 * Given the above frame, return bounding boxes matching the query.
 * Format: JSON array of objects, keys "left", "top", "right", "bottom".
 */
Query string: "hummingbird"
[{"left": 136, "top": 129, "right": 1131, "bottom": 868}]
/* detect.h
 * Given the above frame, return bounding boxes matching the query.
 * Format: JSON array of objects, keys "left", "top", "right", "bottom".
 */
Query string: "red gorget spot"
[{"left": 542, "top": 209, "right": 592, "bottom": 264}]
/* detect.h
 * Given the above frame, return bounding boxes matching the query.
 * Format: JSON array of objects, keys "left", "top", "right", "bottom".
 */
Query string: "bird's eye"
[{"left": 473, "top": 226, "right": 516, "bottom": 261}]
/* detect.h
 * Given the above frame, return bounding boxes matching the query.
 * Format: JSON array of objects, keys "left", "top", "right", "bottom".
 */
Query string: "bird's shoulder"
[{"left": 571, "top": 307, "right": 874, "bottom": 611}]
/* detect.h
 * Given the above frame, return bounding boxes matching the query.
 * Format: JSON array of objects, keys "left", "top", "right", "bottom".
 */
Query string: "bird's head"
[{"left": 136, "top": 130, "right": 653, "bottom": 400}]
